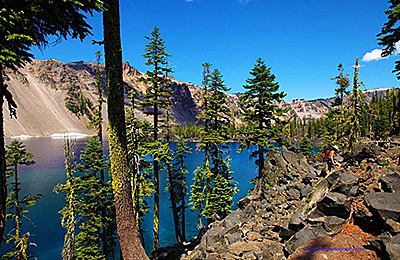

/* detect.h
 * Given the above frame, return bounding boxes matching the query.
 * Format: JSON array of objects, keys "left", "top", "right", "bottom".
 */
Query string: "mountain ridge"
[{"left": 3, "top": 59, "right": 396, "bottom": 138}]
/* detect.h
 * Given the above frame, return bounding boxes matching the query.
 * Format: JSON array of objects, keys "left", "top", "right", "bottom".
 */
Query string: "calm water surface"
[{"left": 1, "top": 138, "right": 258, "bottom": 259}]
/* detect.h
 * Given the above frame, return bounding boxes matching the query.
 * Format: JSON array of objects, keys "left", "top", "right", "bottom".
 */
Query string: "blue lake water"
[{"left": 1, "top": 138, "right": 258, "bottom": 259}]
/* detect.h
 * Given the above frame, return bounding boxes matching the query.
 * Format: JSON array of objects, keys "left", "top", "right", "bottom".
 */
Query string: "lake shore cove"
[{"left": 153, "top": 143, "right": 400, "bottom": 260}]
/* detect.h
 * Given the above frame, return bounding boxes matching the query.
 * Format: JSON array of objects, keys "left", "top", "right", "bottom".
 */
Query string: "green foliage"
[
  {"left": 166, "top": 137, "right": 192, "bottom": 241},
  {"left": 298, "top": 136, "right": 313, "bottom": 155},
  {"left": 74, "top": 137, "right": 115, "bottom": 260},
  {"left": 126, "top": 101, "right": 154, "bottom": 244},
  {"left": 239, "top": 58, "right": 288, "bottom": 177},
  {"left": 138, "top": 26, "right": 173, "bottom": 249},
  {"left": 173, "top": 124, "right": 203, "bottom": 139},
  {"left": 88, "top": 51, "right": 105, "bottom": 138},
  {"left": 2, "top": 140, "right": 40, "bottom": 259},
  {"left": 65, "top": 86, "right": 93, "bottom": 119},
  {"left": 0, "top": 0, "right": 103, "bottom": 69},
  {"left": 203, "top": 155, "right": 237, "bottom": 219},
  {"left": 192, "top": 63, "right": 237, "bottom": 225},
  {"left": 139, "top": 27, "right": 173, "bottom": 118},
  {"left": 344, "top": 58, "right": 368, "bottom": 153},
  {"left": 56, "top": 139, "right": 77, "bottom": 260},
  {"left": 189, "top": 166, "right": 206, "bottom": 229},
  {"left": 331, "top": 63, "right": 350, "bottom": 111},
  {"left": 378, "top": 0, "right": 400, "bottom": 79}
]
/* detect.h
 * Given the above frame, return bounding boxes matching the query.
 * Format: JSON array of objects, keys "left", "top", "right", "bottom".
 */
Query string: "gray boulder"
[
  {"left": 332, "top": 173, "right": 359, "bottom": 195},
  {"left": 285, "top": 225, "right": 328, "bottom": 253},
  {"left": 365, "top": 192, "right": 400, "bottom": 221},
  {"left": 380, "top": 172, "right": 400, "bottom": 193},
  {"left": 382, "top": 234, "right": 400, "bottom": 260},
  {"left": 317, "top": 192, "right": 349, "bottom": 218}
]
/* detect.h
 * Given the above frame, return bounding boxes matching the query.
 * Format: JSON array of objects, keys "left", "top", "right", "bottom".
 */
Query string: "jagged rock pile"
[{"left": 181, "top": 144, "right": 400, "bottom": 260}]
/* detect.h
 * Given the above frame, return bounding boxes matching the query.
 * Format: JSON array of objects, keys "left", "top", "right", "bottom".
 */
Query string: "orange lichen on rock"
[{"left": 342, "top": 223, "right": 375, "bottom": 243}]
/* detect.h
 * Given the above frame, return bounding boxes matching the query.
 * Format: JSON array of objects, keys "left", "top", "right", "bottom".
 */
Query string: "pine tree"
[
  {"left": 126, "top": 87, "right": 154, "bottom": 247},
  {"left": 89, "top": 51, "right": 105, "bottom": 141},
  {"left": 102, "top": 0, "right": 147, "bottom": 258},
  {"left": 73, "top": 136, "right": 117, "bottom": 260},
  {"left": 56, "top": 139, "right": 77, "bottom": 260},
  {"left": 344, "top": 57, "right": 368, "bottom": 153},
  {"left": 168, "top": 136, "right": 192, "bottom": 241},
  {"left": 378, "top": 0, "right": 400, "bottom": 78},
  {"left": 2, "top": 140, "right": 41, "bottom": 259},
  {"left": 126, "top": 97, "right": 154, "bottom": 247},
  {"left": 85, "top": 51, "right": 115, "bottom": 259},
  {"left": 298, "top": 136, "right": 313, "bottom": 155},
  {"left": 239, "top": 58, "right": 287, "bottom": 179},
  {"left": 195, "top": 63, "right": 213, "bottom": 225},
  {"left": 195, "top": 65, "right": 235, "bottom": 224},
  {"left": 189, "top": 166, "right": 206, "bottom": 229},
  {"left": 138, "top": 26, "right": 173, "bottom": 250},
  {"left": 203, "top": 155, "right": 237, "bottom": 220},
  {"left": 331, "top": 63, "right": 350, "bottom": 112}
]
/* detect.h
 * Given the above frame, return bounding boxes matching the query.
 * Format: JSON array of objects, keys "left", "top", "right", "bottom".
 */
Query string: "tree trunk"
[
  {"left": 153, "top": 99, "right": 160, "bottom": 250},
  {"left": 167, "top": 148, "right": 182, "bottom": 244},
  {"left": 258, "top": 145, "right": 264, "bottom": 178},
  {"left": 180, "top": 159, "right": 186, "bottom": 242},
  {"left": 15, "top": 165, "right": 21, "bottom": 239},
  {"left": 102, "top": 1, "right": 148, "bottom": 259},
  {"left": 0, "top": 64, "right": 6, "bottom": 245},
  {"left": 165, "top": 110, "right": 182, "bottom": 244}
]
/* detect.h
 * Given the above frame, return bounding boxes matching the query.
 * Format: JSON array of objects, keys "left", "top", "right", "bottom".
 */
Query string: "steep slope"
[{"left": 4, "top": 61, "right": 93, "bottom": 138}]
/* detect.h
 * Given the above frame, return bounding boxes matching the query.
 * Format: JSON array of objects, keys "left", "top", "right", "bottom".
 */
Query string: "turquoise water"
[{"left": 1, "top": 138, "right": 258, "bottom": 259}]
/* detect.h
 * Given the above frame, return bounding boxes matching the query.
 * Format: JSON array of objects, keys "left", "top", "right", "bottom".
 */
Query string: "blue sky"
[{"left": 31, "top": 0, "right": 398, "bottom": 100}]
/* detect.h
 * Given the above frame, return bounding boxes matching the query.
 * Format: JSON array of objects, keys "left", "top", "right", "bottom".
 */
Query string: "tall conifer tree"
[
  {"left": 239, "top": 58, "right": 287, "bottom": 179},
  {"left": 344, "top": 57, "right": 368, "bottom": 153},
  {"left": 2, "top": 140, "right": 41, "bottom": 259},
  {"left": 168, "top": 136, "right": 192, "bottom": 242},
  {"left": 138, "top": 27, "right": 172, "bottom": 250}
]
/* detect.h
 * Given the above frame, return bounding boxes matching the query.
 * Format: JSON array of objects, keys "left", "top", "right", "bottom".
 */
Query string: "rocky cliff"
[
  {"left": 178, "top": 143, "right": 400, "bottom": 260},
  {"left": 3, "top": 59, "right": 396, "bottom": 138}
]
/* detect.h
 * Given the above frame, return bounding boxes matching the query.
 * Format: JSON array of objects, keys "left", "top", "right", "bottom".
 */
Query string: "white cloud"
[
  {"left": 362, "top": 49, "right": 386, "bottom": 62},
  {"left": 185, "top": 0, "right": 194, "bottom": 2},
  {"left": 395, "top": 42, "right": 400, "bottom": 55},
  {"left": 239, "top": 0, "right": 251, "bottom": 5},
  {"left": 362, "top": 41, "right": 400, "bottom": 62}
]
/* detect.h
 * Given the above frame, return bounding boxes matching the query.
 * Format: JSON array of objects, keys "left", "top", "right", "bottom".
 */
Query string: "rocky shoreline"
[{"left": 153, "top": 142, "right": 400, "bottom": 259}]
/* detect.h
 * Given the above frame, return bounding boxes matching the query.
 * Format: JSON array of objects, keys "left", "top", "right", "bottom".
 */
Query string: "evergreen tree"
[
  {"left": 239, "top": 58, "right": 287, "bottom": 179},
  {"left": 344, "top": 57, "right": 368, "bottom": 153},
  {"left": 168, "top": 136, "right": 192, "bottom": 241},
  {"left": 89, "top": 50, "right": 105, "bottom": 141},
  {"left": 203, "top": 155, "right": 237, "bottom": 220},
  {"left": 74, "top": 137, "right": 116, "bottom": 260},
  {"left": 195, "top": 65, "right": 235, "bottom": 224},
  {"left": 138, "top": 26, "right": 172, "bottom": 250},
  {"left": 378, "top": 0, "right": 400, "bottom": 78},
  {"left": 102, "top": 0, "right": 147, "bottom": 258},
  {"left": 298, "top": 136, "right": 313, "bottom": 155},
  {"left": 189, "top": 166, "right": 206, "bottom": 229},
  {"left": 56, "top": 139, "right": 77, "bottom": 260},
  {"left": 2, "top": 140, "right": 41, "bottom": 259},
  {"left": 0, "top": 0, "right": 103, "bottom": 244},
  {"left": 331, "top": 63, "right": 350, "bottom": 112},
  {"left": 85, "top": 51, "right": 114, "bottom": 258},
  {"left": 195, "top": 63, "right": 213, "bottom": 224},
  {"left": 126, "top": 88, "right": 154, "bottom": 247}
]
